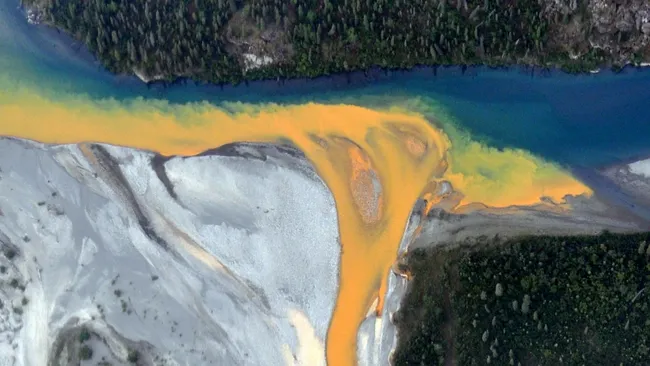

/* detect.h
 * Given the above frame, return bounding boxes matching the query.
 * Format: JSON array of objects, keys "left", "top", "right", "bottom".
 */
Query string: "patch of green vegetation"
[
  {"left": 3, "top": 247, "right": 17, "bottom": 260},
  {"left": 27, "top": 0, "right": 614, "bottom": 84},
  {"left": 394, "top": 232, "right": 650, "bottom": 366},
  {"left": 9, "top": 278, "right": 19, "bottom": 288},
  {"left": 79, "top": 344, "right": 93, "bottom": 360},
  {"left": 121, "top": 299, "right": 128, "bottom": 313},
  {"left": 113, "top": 289, "right": 122, "bottom": 297},
  {"left": 79, "top": 327, "right": 91, "bottom": 343},
  {"left": 127, "top": 349, "right": 139, "bottom": 363}
]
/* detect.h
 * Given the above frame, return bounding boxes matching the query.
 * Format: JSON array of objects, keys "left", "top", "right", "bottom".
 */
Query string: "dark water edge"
[
  {"left": 24, "top": 21, "right": 650, "bottom": 103},
  {"left": 7, "top": 0, "right": 650, "bottom": 100}
]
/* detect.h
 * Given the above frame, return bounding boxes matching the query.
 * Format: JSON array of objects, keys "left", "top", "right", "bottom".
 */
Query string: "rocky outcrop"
[{"left": 544, "top": 0, "right": 650, "bottom": 63}]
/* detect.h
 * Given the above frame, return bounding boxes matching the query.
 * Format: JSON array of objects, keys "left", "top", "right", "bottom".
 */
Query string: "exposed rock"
[
  {"left": 243, "top": 53, "right": 274, "bottom": 71},
  {"left": 543, "top": 0, "right": 650, "bottom": 64},
  {"left": 223, "top": 10, "right": 293, "bottom": 72},
  {"left": 642, "top": 22, "right": 650, "bottom": 35}
]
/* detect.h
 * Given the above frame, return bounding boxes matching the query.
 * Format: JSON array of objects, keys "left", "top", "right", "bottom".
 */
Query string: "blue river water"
[{"left": 2, "top": 0, "right": 650, "bottom": 170}]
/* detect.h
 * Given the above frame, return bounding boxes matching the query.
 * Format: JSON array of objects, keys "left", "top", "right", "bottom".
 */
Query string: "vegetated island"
[
  {"left": 393, "top": 231, "right": 650, "bottom": 366},
  {"left": 22, "top": 0, "right": 650, "bottom": 84}
]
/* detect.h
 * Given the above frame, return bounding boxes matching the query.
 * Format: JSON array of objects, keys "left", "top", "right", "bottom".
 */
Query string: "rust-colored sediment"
[
  {"left": 347, "top": 143, "right": 383, "bottom": 225},
  {"left": 0, "top": 89, "right": 592, "bottom": 366}
]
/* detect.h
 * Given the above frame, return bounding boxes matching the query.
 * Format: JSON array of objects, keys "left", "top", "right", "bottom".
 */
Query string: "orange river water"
[{"left": 0, "top": 88, "right": 591, "bottom": 366}]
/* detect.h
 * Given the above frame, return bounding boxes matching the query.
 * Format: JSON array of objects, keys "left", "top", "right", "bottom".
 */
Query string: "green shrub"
[{"left": 79, "top": 345, "right": 93, "bottom": 360}]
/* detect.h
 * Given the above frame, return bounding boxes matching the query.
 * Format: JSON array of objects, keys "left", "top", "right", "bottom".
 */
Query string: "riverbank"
[
  {"left": 6, "top": 2, "right": 650, "bottom": 177},
  {"left": 394, "top": 230, "right": 650, "bottom": 366},
  {"left": 19, "top": 0, "right": 650, "bottom": 85},
  {"left": 395, "top": 154, "right": 650, "bottom": 364}
]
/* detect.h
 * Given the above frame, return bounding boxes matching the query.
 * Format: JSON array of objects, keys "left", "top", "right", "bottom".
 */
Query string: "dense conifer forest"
[
  {"left": 394, "top": 232, "right": 650, "bottom": 365},
  {"left": 23, "top": 0, "right": 636, "bottom": 83}
]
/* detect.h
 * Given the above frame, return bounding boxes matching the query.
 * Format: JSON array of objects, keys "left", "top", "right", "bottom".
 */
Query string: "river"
[{"left": 1, "top": 0, "right": 649, "bottom": 365}]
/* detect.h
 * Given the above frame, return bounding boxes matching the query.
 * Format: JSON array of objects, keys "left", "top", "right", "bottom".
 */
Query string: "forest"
[
  {"left": 23, "top": 0, "right": 620, "bottom": 84},
  {"left": 394, "top": 232, "right": 650, "bottom": 365}
]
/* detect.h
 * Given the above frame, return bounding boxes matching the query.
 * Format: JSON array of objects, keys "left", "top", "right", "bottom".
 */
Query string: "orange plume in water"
[{"left": 0, "top": 87, "right": 591, "bottom": 365}]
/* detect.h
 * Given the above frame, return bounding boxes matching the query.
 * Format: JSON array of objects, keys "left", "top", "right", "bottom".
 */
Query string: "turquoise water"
[{"left": 2, "top": 0, "right": 650, "bottom": 169}]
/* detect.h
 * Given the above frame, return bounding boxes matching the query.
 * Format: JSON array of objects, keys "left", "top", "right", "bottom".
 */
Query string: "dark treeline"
[
  {"left": 31, "top": 0, "right": 242, "bottom": 82},
  {"left": 394, "top": 232, "right": 650, "bottom": 365},
  {"left": 26, "top": 0, "right": 608, "bottom": 83}
]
